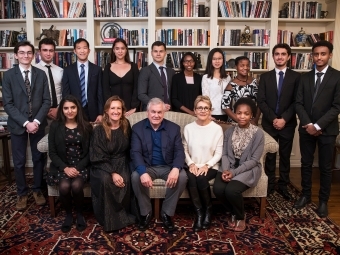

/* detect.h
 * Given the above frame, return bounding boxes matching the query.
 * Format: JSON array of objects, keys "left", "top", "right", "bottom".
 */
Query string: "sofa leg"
[
  {"left": 49, "top": 196, "right": 56, "bottom": 217},
  {"left": 259, "top": 197, "right": 266, "bottom": 219},
  {"left": 154, "top": 198, "right": 160, "bottom": 220}
]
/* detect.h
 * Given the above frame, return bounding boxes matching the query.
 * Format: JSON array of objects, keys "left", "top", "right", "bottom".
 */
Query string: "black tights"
[{"left": 59, "top": 177, "right": 84, "bottom": 214}]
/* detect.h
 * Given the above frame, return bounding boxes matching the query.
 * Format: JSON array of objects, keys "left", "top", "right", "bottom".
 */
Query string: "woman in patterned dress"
[
  {"left": 221, "top": 56, "right": 261, "bottom": 124},
  {"left": 48, "top": 95, "right": 92, "bottom": 233}
]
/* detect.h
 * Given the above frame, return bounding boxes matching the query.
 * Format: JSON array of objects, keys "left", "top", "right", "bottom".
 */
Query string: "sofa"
[{"left": 37, "top": 111, "right": 278, "bottom": 218}]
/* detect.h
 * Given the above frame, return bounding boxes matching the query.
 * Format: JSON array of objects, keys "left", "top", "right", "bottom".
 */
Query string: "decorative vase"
[
  {"left": 295, "top": 27, "right": 307, "bottom": 47},
  {"left": 17, "top": 28, "right": 27, "bottom": 42}
]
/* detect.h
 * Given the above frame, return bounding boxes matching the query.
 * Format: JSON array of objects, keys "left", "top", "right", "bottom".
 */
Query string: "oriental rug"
[{"left": 0, "top": 180, "right": 340, "bottom": 255}]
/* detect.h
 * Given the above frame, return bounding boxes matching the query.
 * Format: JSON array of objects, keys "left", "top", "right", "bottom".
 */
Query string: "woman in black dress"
[
  {"left": 171, "top": 52, "right": 202, "bottom": 115},
  {"left": 102, "top": 38, "right": 140, "bottom": 116},
  {"left": 90, "top": 96, "right": 135, "bottom": 232},
  {"left": 48, "top": 95, "right": 92, "bottom": 233}
]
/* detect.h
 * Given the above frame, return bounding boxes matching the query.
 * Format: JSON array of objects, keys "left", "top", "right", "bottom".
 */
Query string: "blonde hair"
[{"left": 193, "top": 95, "right": 212, "bottom": 110}]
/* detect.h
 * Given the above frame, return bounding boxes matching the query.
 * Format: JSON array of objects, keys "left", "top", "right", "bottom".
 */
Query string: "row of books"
[
  {"left": 0, "top": 0, "right": 26, "bottom": 19},
  {"left": 218, "top": 28, "right": 270, "bottom": 47},
  {"left": 94, "top": 0, "right": 148, "bottom": 17},
  {"left": 284, "top": 1, "right": 323, "bottom": 19},
  {"left": 58, "top": 29, "right": 87, "bottom": 46},
  {"left": 102, "top": 28, "right": 148, "bottom": 46},
  {"left": 288, "top": 52, "right": 313, "bottom": 70},
  {"left": 33, "top": 0, "right": 86, "bottom": 18},
  {"left": 218, "top": 1, "right": 272, "bottom": 18},
  {"left": 36, "top": 51, "right": 77, "bottom": 67},
  {"left": 277, "top": 30, "right": 334, "bottom": 46},
  {"left": 95, "top": 50, "right": 148, "bottom": 69},
  {"left": 243, "top": 51, "right": 269, "bottom": 69},
  {"left": 155, "top": 29, "right": 210, "bottom": 46},
  {"left": 0, "top": 52, "right": 17, "bottom": 69},
  {"left": 166, "top": 0, "right": 202, "bottom": 17},
  {"left": 1, "top": 30, "right": 19, "bottom": 47},
  {"left": 166, "top": 51, "right": 202, "bottom": 69}
]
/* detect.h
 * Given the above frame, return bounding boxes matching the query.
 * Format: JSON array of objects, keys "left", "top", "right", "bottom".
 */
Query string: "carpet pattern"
[{"left": 1, "top": 181, "right": 340, "bottom": 255}]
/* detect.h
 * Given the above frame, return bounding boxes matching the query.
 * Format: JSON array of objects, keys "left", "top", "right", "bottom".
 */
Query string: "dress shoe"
[
  {"left": 138, "top": 212, "right": 152, "bottom": 231},
  {"left": 33, "top": 191, "right": 46, "bottom": 205},
  {"left": 293, "top": 196, "right": 311, "bottom": 209},
  {"left": 160, "top": 211, "right": 175, "bottom": 231},
  {"left": 316, "top": 201, "right": 328, "bottom": 218},
  {"left": 277, "top": 188, "right": 293, "bottom": 201},
  {"left": 16, "top": 195, "right": 28, "bottom": 211}
]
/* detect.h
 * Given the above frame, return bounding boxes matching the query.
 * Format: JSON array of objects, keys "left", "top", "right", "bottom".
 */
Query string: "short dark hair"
[
  {"left": 235, "top": 56, "right": 250, "bottom": 66},
  {"left": 110, "top": 38, "right": 131, "bottom": 63},
  {"left": 312, "top": 40, "right": 333, "bottom": 53},
  {"left": 38, "top": 38, "right": 56, "bottom": 50},
  {"left": 233, "top": 97, "right": 257, "bottom": 116},
  {"left": 14, "top": 41, "right": 34, "bottom": 54},
  {"left": 180, "top": 52, "right": 197, "bottom": 71},
  {"left": 151, "top": 41, "right": 166, "bottom": 51},
  {"left": 74, "top": 38, "right": 90, "bottom": 49},
  {"left": 272, "top": 43, "right": 291, "bottom": 56}
]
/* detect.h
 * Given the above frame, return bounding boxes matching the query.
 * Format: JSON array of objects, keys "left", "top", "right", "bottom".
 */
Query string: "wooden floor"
[{"left": 1, "top": 167, "right": 340, "bottom": 225}]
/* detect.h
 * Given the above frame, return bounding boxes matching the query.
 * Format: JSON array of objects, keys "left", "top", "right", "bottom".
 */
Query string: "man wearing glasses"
[{"left": 2, "top": 41, "right": 51, "bottom": 211}]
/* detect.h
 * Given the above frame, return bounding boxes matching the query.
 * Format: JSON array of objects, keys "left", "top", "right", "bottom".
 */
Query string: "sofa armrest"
[
  {"left": 37, "top": 134, "right": 49, "bottom": 153},
  {"left": 262, "top": 131, "right": 279, "bottom": 155}
]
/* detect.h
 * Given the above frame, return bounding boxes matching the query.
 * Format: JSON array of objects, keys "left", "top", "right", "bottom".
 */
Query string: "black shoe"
[
  {"left": 316, "top": 201, "right": 328, "bottom": 218},
  {"left": 61, "top": 214, "right": 73, "bottom": 233},
  {"left": 293, "top": 196, "right": 311, "bottom": 209},
  {"left": 160, "top": 211, "right": 175, "bottom": 231},
  {"left": 202, "top": 205, "right": 212, "bottom": 229},
  {"left": 193, "top": 208, "right": 204, "bottom": 232},
  {"left": 277, "top": 188, "right": 293, "bottom": 201},
  {"left": 76, "top": 215, "right": 87, "bottom": 232},
  {"left": 138, "top": 212, "right": 152, "bottom": 231}
]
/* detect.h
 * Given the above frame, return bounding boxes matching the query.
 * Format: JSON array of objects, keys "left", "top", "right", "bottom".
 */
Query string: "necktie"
[
  {"left": 45, "top": 65, "right": 58, "bottom": 108},
  {"left": 79, "top": 64, "right": 86, "bottom": 107},
  {"left": 159, "top": 66, "right": 168, "bottom": 104},
  {"left": 24, "top": 70, "right": 32, "bottom": 118},
  {"left": 313, "top": 72, "right": 324, "bottom": 103},
  {"left": 275, "top": 71, "right": 284, "bottom": 114}
]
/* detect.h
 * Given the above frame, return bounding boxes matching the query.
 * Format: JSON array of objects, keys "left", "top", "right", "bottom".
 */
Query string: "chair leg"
[
  {"left": 49, "top": 196, "right": 56, "bottom": 217},
  {"left": 154, "top": 198, "right": 160, "bottom": 220},
  {"left": 259, "top": 197, "right": 266, "bottom": 219}
]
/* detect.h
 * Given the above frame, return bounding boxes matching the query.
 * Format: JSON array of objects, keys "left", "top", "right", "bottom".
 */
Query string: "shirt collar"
[
  {"left": 315, "top": 65, "right": 329, "bottom": 75},
  {"left": 153, "top": 62, "right": 166, "bottom": 70},
  {"left": 39, "top": 60, "right": 54, "bottom": 67},
  {"left": 18, "top": 64, "right": 32, "bottom": 73},
  {"left": 77, "top": 60, "right": 89, "bottom": 68},
  {"left": 275, "top": 67, "right": 287, "bottom": 74},
  {"left": 145, "top": 118, "right": 165, "bottom": 131}
]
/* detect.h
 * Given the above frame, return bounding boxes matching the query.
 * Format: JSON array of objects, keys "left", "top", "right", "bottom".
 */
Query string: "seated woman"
[
  {"left": 48, "top": 95, "right": 92, "bottom": 233},
  {"left": 213, "top": 97, "right": 264, "bottom": 231},
  {"left": 183, "top": 95, "right": 223, "bottom": 231},
  {"left": 90, "top": 96, "right": 135, "bottom": 232}
]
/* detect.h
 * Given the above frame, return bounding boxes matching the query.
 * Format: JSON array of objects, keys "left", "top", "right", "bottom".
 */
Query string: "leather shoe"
[
  {"left": 138, "top": 212, "right": 152, "bottom": 231},
  {"left": 277, "top": 188, "right": 293, "bottom": 201},
  {"left": 293, "top": 196, "right": 311, "bottom": 209},
  {"left": 316, "top": 201, "right": 328, "bottom": 218},
  {"left": 161, "top": 211, "right": 175, "bottom": 231}
]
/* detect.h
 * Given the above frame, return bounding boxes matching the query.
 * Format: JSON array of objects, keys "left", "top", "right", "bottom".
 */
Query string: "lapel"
[
  {"left": 269, "top": 69, "right": 277, "bottom": 94},
  {"left": 72, "top": 63, "right": 81, "bottom": 85},
  {"left": 87, "top": 62, "right": 93, "bottom": 89},
  {"left": 30, "top": 66, "right": 37, "bottom": 91},
  {"left": 150, "top": 63, "right": 164, "bottom": 86},
  {"left": 280, "top": 69, "right": 292, "bottom": 96},
  {"left": 161, "top": 121, "right": 168, "bottom": 161},
  {"left": 15, "top": 65, "right": 27, "bottom": 95},
  {"left": 308, "top": 70, "right": 316, "bottom": 102},
  {"left": 142, "top": 120, "right": 153, "bottom": 161},
  {"left": 313, "top": 67, "right": 333, "bottom": 102}
]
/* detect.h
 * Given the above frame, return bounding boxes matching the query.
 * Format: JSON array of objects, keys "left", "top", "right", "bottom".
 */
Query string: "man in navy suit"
[
  {"left": 2, "top": 41, "right": 51, "bottom": 210},
  {"left": 257, "top": 43, "right": 300, "bottom": 200},
  {"left": 62, "top": 38, "right": 103, "bottom": 122},
  {"left": 131, "top": 98, "right": 188, "bottom": 231},
  {"left": 294, "top": 41, "right": 340, "bottom": 217}
]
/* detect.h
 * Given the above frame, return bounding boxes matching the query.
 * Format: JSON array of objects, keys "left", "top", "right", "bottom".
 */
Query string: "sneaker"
[
  {"left": 16, "top": 195, "right": 28, "bottom": 211},
  {"left": 33, "top": 191, "right": 46, "bottom": 206}
]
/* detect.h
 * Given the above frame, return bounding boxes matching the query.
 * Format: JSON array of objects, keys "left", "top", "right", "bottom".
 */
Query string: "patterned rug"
[{"left": 1, "top": 180, "right": 340, "bottom": 255}]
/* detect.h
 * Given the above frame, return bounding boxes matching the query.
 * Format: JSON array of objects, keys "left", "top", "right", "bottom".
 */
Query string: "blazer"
[
  {"left": 220, "top": 126, "right": 264, "bottom": 188},
  {"left": 130, "top": 118, "right": 185, "bottom": 171},
  {"left": 138, "top": 63, "right": 175, "bottom": 109},
  {"left": 295, "top": 66, "right": 340, "bottom": 136},
  {"left": 2, "top": 65, "right": 51, "bottom": 135},
  {"left": 48, "top": 121, "right": 91, "bottom": 175},
  {"left": 62, "top": 61, "right": 103, "bottom": 121},
  {"left": 257, "top": 68, "right": 300, "bottom": 134},
  {"left": 171, "top": 71, "right": 202, "bottom": 112}
]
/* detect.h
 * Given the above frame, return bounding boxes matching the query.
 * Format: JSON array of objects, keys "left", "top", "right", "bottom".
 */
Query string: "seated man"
[{"left": 131, "top": 98, "right": 188, "bottom": 231}]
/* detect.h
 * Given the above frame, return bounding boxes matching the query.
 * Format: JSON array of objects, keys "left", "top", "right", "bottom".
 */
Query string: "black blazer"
[
  {"left": 295, "top": 66, "right": 340, "bottom": 136},
  {"left": 258, "top": 68, "right": 300, "bottom": 133},
  {"left": 62, "top": 61, "right": 103, "bottom": 121},
  {"left": 48, "top": 121, "right": 91, "bottom": 176}
]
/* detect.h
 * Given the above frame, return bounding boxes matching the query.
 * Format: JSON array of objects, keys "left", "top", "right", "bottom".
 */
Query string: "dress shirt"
[
  {"left": 152, "top": 61, "right": 168, "bottom": 84},
  {"left": 77, "top": 61, "right": 89, "bottom": 101},
  {"left": 274, "top": 67, "right": 287, "bottom": 88}
]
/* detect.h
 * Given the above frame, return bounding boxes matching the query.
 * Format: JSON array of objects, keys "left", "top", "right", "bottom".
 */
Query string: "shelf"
[
  {"left": 156, "top": 17, "right": 211, "bottom": 21},
  {"left": 33, "top": 18, "right": 87, "bottom": 22},
  {"left": 292, "top": 69, "right": 312, "bottom": 72},
  {"left": 0, "top": 19, "right": 26, "bottom": 23},
  {"left": 278, "top": 18, "right": 335, "bottom": 23},
  {"left": 217, "top": 46, "right": 270, "bottom": 50},
  {"left": 94, "top": 17, "right": 148, "bottom": 21},
  {"left": 0, "top": 47, "right": 14, "bottom": 50},
  {"left": 291, "top": 47, "right": 312, "bottom": 50},
  {"left": 95, "top": 46, "right": 148, "bottom": 49},
  {"left": 225, "top": 69, "right": 269, "bottom": 72},
  {"left": 166, "top": 46, "right": 211, "bottom": 49},
  {"left": 218, "top": 18, "right": 271, "bottom": 22},
  {"left": 0, "top": 69, "right": 9, "bottom": 72}
]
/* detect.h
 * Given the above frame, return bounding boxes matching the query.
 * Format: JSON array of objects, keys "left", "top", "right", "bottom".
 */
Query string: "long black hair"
[{"left": 204, "top": 48, "right": 227, "bottom": 79}]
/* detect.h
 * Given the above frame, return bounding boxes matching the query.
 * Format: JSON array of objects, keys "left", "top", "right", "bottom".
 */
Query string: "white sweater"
[{"left": 183, "top": 121, "right": 224, "bottom": 170}]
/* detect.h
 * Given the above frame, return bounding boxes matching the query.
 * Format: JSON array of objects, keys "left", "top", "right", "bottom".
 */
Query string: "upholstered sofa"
[{"left": 37, "top": 111, "right": 278, "bottom": 218}]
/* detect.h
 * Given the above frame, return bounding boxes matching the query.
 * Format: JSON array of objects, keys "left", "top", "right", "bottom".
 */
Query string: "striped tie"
[{"left": 79, "top": 64, "right": 86, "bottom": 107}]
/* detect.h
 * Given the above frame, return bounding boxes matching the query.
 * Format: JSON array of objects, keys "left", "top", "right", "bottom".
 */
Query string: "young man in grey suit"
[
  {"left": 2, "top": 41, "right": 51, "bottom": 210},
  {"left": 138, "top": 41, "right": 175, "bottom": 111},
  {"left": 294, "top": 41, "right": 340, "bottom": 217},
  {"left": 257, "top": 43, "right": 300, "bottom": 200}
]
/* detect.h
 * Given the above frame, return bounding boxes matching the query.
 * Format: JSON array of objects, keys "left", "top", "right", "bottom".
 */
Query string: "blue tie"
[
  {"left": 79, "top": 64, "right": 86, "bottom": 107},
  {"left": 275, "top": 71, "right": 284, "bottom": 114}
]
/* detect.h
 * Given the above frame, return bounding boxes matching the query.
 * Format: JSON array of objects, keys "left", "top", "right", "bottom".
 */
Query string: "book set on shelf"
[
  {"left": 35, "top": 51, "right": 77, "bottom": 68},
  {"left": 33, "top": 0, "right": 86, "bottom": 18},
  {"left": 58, "top": 28, "right": 87, "bottom": 46},
  {"left": 161, "top": 0, "right": 209, "bottom": 17},
  {"left": 0, "top": 53, "right": 17, "bottom": 69},
  {"left": 280, "top": 1, "right": 327, "bottom": 19},
  {"left": 94, "top": 0, "right": 148, "bottom": 17},
  {"left": 95, "top": 50, "right": 148, "bottom": 70},
  {"left": 0, "top": 0, "right": 26, "bottom": 19},
  {"left": 217, "top": 28, "right": 270, "bottom": 47},
  {"left": 277, "top": 29, "right": 333, "bottom": 47},
  {"left": 155, "top": 29, "right": 210, "bottom": 47},
  {"left": 289, "top": 52, "right": 314, "bottom": 70},
  {"left": 101, "top": 28, "right": 148, "bottom": 47},
  {"left": 218, "top": 1, "right": 272, "bottom": 18}
]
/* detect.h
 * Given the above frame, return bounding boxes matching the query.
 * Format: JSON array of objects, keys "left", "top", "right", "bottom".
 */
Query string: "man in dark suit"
[
  {"left": 138, "top": 41, "right": 175, "bottom": 111},
  {"left": 257, "top": 43, "right": 300, "bottom": 200},
  {"left": 2, "top": 41, "right": 51, "bottom": 210},
  {"left": 62, "top": 38, "right": 103, "bottom": 122},
  {"left": 131, "top": 98, "right": 188, "bottom": 231},
  {"left": 294, "top": 41, "right": 340, "bottom": 217}
]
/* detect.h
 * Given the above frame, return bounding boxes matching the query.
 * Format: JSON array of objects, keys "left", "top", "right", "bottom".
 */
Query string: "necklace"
[{"left": 236, "top": 75, "right": 248, "bottom": 83}]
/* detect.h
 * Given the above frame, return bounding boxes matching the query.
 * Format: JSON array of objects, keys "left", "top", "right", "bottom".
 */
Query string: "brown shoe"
[
  {"left": 16, "top": 195, "right": 28, "bottom": 211},
  {"left": 33, "top": 191, "right": 46, "bottom": 206}
]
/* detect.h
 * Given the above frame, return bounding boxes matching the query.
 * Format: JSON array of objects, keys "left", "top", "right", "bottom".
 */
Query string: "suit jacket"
[
  {"left": 257, "top": 68, "right": 300, "bottom": 135},
  {"left": 2, "top": 65, "right": 51, "bottom": 135},
  {"left": 130, "top": 118, "right": 185, "bottom": 171},
  {"left": 295, "top": 66, "right": 340, "bottom": 136},
  {"left": 62, "top": 61, "right": 103, "bottom": 121},
  {"left": 48, "top": 121, "right": 91, "bottom": 175},
  {"left": 138, "top": 63, "right": 175, "bottom": 109}
]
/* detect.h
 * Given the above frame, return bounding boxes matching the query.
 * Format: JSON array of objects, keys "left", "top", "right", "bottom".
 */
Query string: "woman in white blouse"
[{"left": 183, "top": 95, "right": 224, "bottom": 231}]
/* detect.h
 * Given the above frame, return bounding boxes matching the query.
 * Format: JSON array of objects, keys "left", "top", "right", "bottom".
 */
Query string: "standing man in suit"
[
  {"left": 257, "top": 43, "right": 300, "bottom": 200},
  {"left": 2, "top": 41, "right": 51, "bottom": 210},
  {"left": 62, "top": 38, "right": 103, "bottom": 122},
  {"left": 131, "top": 98, "right": 188, "bottom": 231},
  {"left": 138, "top": 41, "right": 175, "bottom": 111},
  {"left": 294, "top": 41, "right": 340, "bottom": 217}
]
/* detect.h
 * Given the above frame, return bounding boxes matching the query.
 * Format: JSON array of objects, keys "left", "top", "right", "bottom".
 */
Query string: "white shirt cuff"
[
  {"left": 23, "top": 121, "right": 29, "bottom": 127},
  {"left": 34, "top": 119, "right": 40, "bottom": 125},
  {"left": 314, "top": 124, "right": 321, "bottom": 131}
]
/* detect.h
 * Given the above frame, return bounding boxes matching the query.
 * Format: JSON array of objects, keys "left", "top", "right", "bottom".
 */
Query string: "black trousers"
[
  {"left": 299, "top": 132, "right": 336, "bottom": 202},
  {"left": 186, "top": 168, "right": 217, "bottom": 190}
]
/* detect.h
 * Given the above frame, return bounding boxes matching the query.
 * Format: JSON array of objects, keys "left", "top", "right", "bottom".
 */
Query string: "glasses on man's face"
[
  {"left": 18, "top": 51, "right": 33, "bottom": 56},
  {"left": 196, "top": 106, "right": 210, "bottom": 112},
  {"left": 183, "top": 60, "right": 194, "bottom": 64}
]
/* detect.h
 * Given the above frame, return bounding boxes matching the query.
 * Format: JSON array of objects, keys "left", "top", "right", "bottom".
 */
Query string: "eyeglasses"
[
  {"left": 183, "top": 60, "right": 194, "bottom": 64},
  {"left": 196, "top": 106, "right": 210, "bottom": 112},
  {"left": 18, "top": 51, "right": 33, "bottom": 56}
]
